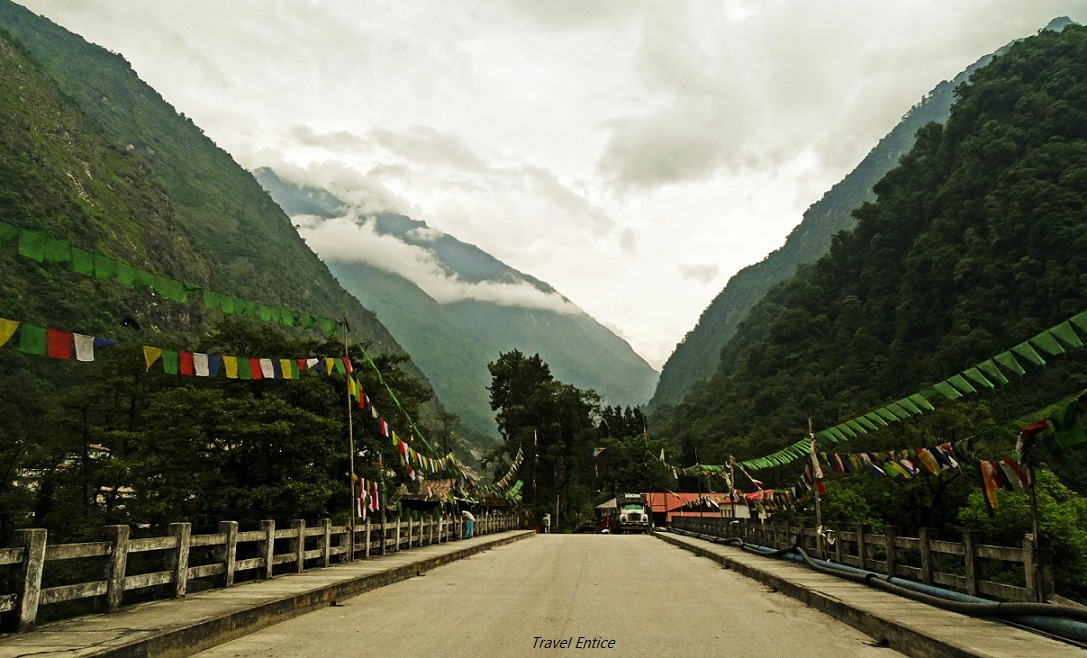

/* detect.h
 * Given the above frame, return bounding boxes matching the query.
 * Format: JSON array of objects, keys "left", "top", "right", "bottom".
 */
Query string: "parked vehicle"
[{"left": 612, "top": 493, "right": 651, "bottom": 533}]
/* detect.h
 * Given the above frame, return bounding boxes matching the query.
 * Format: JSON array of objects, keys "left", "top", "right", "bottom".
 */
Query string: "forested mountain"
[
  {"left": 254, "top": 169, "right": 660, "bottom": 439},
  {"left": 650, "top": 17, "right": 1075, "bottom": 409},
  {"left": 0, "top": 3, "right": 478, "bottom": 539},
  {"left": 659, "top": 24, "right": 1087, "bottom": 489}
]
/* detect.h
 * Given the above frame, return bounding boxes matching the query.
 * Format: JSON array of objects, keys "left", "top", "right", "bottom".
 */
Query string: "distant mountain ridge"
[
  {"left": 254, "top": 168, "right": 660, "bottom": 438},
  {"left": 649, "top": 16, "right": 1076, "bottom": 409}
]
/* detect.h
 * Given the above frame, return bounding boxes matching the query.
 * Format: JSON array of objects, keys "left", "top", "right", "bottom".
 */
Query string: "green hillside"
[
  {"left": 649, "top": 20, "right": 1077, "bottom": 409},
  {"left": 661, "top": 24, "right": 1087, "bottom": 488}
]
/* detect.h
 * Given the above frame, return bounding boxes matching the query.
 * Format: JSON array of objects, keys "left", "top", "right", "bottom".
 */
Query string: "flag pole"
[
  {"left": 808, "top": 417, "right": 823, "bottom": 559},
  {"left": 344, "top": 316, "right": 356, "bottom": 550}
]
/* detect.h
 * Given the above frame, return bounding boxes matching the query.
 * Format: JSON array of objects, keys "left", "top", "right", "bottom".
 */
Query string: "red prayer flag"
[
  {"left": 46, "top": 328, "right": 73, "bottom": 359},
  {"left": 179, "top": 351, "right": 195, "bottom": 376},
  {"left": 249, "top": 357, "right": 263, "bottom": 380},
  {"left": 342, "top": 356, "right": 353, "bottom": 373}
]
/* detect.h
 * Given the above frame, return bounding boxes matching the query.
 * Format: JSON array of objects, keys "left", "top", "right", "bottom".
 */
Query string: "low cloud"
[
  {"left": 679, "top": 263, "right": 720, "bottom": 283},
  {"left": 297, "top": 215, "right": 580, "bottom": 314}
]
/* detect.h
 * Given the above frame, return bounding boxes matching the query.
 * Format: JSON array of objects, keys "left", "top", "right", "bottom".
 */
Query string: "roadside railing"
[
  {"left": 671, "top": 516, "right": 1047, "bottom": 603},
  {"left": 1, "top": 511, "right": 520, "bottom": 632}
]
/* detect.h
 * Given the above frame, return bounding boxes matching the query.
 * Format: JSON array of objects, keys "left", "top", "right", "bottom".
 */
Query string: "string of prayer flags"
[
  {"left": 978, "top": 458, "right": 1031, "bottom": 508},
  {"left": 814, "top": 443, "right": 963, "bottom": 479},
  {"left": 1, "top": 219, "right": 340, "bottom": 336},
  {"left": 143, "top": 345, "right": 352, "bottom": 381}
]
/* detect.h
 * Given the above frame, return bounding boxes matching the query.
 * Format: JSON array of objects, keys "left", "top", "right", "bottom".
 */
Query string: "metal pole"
[
  {"left": 1027, "top": 465, "right": 1043, "bottom": 601},
  {"left": 809, "top": 417, "right": 823, "bottom": 559},
  {"left": 344, "top": 318, "right": 356, "bottom": 541}
]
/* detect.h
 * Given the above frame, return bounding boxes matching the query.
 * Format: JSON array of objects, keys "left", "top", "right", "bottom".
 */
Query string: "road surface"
[{"left": 196, "top": 534, "right": 900, "bottom": 657}]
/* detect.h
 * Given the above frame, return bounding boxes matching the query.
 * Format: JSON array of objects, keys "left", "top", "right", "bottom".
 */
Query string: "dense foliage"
[
  {"left": 486, "top": 350, "right": 674, "bottom": 531},
  {"left": 655, "top": 24, "right": 1087, "bottom": 599}
]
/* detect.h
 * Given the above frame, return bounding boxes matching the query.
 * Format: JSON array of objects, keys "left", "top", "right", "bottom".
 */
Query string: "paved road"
[{"left": 196, "top": 534, "right": 900, "bottom": 658}]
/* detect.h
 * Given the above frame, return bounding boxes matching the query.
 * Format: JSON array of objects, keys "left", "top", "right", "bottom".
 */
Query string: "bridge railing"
[
  {"left": 671, "top": 516, "right": 1046, "bottom": 603},
  {"left": 0, "top": 511, "right": 520, "bottom": 632}
]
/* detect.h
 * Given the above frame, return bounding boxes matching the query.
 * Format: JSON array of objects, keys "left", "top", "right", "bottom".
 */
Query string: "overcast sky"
[{"left": 19, "top": 1, "right": 1087, "bottom": 368}]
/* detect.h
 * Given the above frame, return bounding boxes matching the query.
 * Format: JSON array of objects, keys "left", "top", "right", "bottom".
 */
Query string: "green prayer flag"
[
  {"left": 220, "top": 296, "right": 236, "bottom": 314},
  {"left": 0, "top": 221, "right": 17, "bottom": 247},
  {"left": 136, "top": 269, "right": 155, "bottom": 288},
  {"left": 947, "top": 374, "right": 977, "bottom": 394},
  {"left": 333, "top": 358, "right": 346, "bottom": 375},
  {"left": 281, "top": 310, "right": 297, "bottom": 327},
  {"left": 300, "top": 314, "right": 314, "bottom": 329},
  {"left": 1050, "top": 400, "right": 1087, "bottom": 449},
  {"left": 18, "top": 230, "right": 46, "bottom": 262},
  {"left": 932, "top": 381, "right": 963, "bottom": 400},
  {"left": 864, "top": 412, "right": 889, "bottom": 427},
  {"left": 994, "top": 351, "right": 1026, "bottom": 376},
  {"left": 885, "top": 403, "right": 912, "bottom": 419},
  {"left": 290, "top": 360, "right": 300, "bottom": 379},
  {"left": 909, "top": 393, "right": 936, "bottom": 411},
  {"left": 875, "top": 407, "right": 899, "bottom": 423},
  {"left": 115, "top": 262, "right": 136, "bottom": 287},
  {"left": 319, "top": 317, "right": 337, "bottom": 335},
  {"left": 203, "top": 290, "right": 221, "bottom": 310},
  {"left": 836, "top": 423, "right": 857, "bottom": 439},
  {"left": 259, "top": 305, "right": 274, "bottom": 322},
  {"left": 1012, "top": 342, "right": 1046, "bottom": 367},
  {"left": 816, "top": 430, "right": 834, "bottom": 442},
  {"left": 239, "top": 359, "right": 252, "bottom": 380},
  {"left": 93, "top": 254, "right": 117, "bottom": 281},
  {"left": 1030, "top": 331, "right": 1066, "bottom": 356},
  {"left": 976, "top": 360, "right": 1010, "bottom": 385},
  {"left": 18, "top": 324, "right": 46, "bottom": 356},
  {"left": 1070, "top": 310, "right": 1087, "bottom": 334},
  {"left": 846, "top": 419, "right": 868, "bottom": 434},
  {"left": 70, "top": 248, "right": 94, "bottom": 275},
  {"left": 162, "top": 350, "right": 179, "bottom": 375},
  {"left": 1049, "top": 321, "right": 1084, "bottom": 348},
  {"left": 898, "top": 398, "right": 922, "bottom": 415},
  {"left": 43, "top": 238, "right": 70, "bottom": 264},
  {"left": 857, "top": 416, "right": 879, "bottom": 431},
  {"left": 963, "top": 367, "right": 995, "bottom": 389}
]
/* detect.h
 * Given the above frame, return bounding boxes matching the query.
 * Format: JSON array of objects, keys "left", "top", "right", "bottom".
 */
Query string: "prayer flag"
[
  {"left": 260, "top": 358, "right": 274, "bottom": 379},
  {"left": 280, "top": 359, "right": 294, "bottom": 380},
  {"left": 0, "top": 318, "right": 18, "bottom": 348},
  {"left": 249, "top": 358, "right": 263, "bottom": 380},
  {"left": 208, "top": 354, "right": 223, "bottom": 378},
  {"left": 19, "top": 324, "right": 47, "bottom": 356},
  {"left": 46, "top": 328, "right": 72, "bottom": 359},
  {"left": 193, "top": 353, "right": 210, "bottom": 377},
  {"left": 224, "top": 355, "right": 239, "bottom": 379},
  {"left": 162, "top": 350, "right": 179, "bottom": 375},
  {"left": 179, "top": 351, "right": 194, "bottom": 376},
  {"left": 342, "top": 356, "right": 353, "bottom": 373},
  {"left": 1050, "top": 400, "right": 1087, "bottom": 449},
  {"left": 144, "top": 346, "right": 163, "bottom": 370},
  {"left": 270, "top": 359, "right": 283, "bottom": 379}
]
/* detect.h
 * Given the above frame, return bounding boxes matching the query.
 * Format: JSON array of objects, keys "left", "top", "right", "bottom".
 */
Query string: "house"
[{"left": 644, "top": 492, "right": 754, "bottom": 525}]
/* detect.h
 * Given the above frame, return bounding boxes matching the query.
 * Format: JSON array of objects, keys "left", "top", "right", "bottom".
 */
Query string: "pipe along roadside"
[{"left": 666, "top": 527, "right": 1087, "bottom": 645}]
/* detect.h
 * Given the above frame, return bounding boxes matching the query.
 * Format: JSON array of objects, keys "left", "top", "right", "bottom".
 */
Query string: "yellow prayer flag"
[
  {"left": 348, "top": 376, "right": 358, "bottom": 398},
  {"left": 0, "top": 317, "right": 19, "bottom": 348},
  {"left": 223, "top": 355, "right": 239, "bottom": 379},
  {"left": 279, "top": 359, "right": 293, "bottom": 380},
  {"left": 324, "top": 358, "right": 335, "bottom": 375},
  {"left": 143, "top": 346, "right": 162, "bottom": 371}
]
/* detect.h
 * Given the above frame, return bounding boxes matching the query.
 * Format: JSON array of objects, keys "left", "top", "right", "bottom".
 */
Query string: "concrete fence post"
[
  {"left": 963, "top": 530, "right": 980, "bottom": 596},
  {"left": 833, "top": 523, "right": 844, "bottom": 564},
  {"left": 168, "top": 522, "right": 191, "bottom": 597},
  {"left": 365, "top": 518, "right": 372, "bottom": 559},
  {"left": 13, "top": 528, "right": 46, "bottom": 632},
  {"left": 885, "top": 525, "right": 899, "bottom": 577},
  {"left": 102, "top": 525, "right": 130, "bottom": 612},
  {"left": 319, "top": 519, "right": 331, "bottom": 568},
  {"left": 856, "top": 524, "right": 870, "bottom": 571},
  {"left": 259, "top": 520, "right": 275, "bottom": 579},
  {"left": 291, "top": 519, "right": 305, "bottom": 573},
  {"left": 1023, "top": 534, "right": 1041, "bottom": 602},
  {"left": 218, "top": 521, "right": 238, "bottom": 587},
  {"left": 395, "top": 519, "right": 402, "bottom": 551},
  {"left": 919, "top": 527, "right": 934, "bottom": 585}
]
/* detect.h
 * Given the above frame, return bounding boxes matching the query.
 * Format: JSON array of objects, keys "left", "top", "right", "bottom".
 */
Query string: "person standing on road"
[
  {"left": 542, "top": 513, "right": 551, "bottom": 534},
  {"left": 462, "top": 510, "right": 475, "bottom": 538}
]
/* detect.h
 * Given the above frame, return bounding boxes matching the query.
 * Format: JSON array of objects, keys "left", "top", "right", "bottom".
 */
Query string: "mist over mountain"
[{"left": 255, "top": 168, "right": 660, "bottom": 438}]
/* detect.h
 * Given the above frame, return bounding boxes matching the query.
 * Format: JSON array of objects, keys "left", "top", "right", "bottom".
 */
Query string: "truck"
[{"left": 612, "top": 493, "right": 651, "bottom": 534}]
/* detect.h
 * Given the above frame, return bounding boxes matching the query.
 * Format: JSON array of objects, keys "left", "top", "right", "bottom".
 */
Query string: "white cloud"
[{"left": 297, "top": 215, "right": 580, "bottom": 314}]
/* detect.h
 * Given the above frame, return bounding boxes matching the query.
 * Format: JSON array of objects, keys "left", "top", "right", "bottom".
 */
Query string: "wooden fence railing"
[
  {"left": 672, "top": 516, "right": 1048, "bottom": 603},
  {"left": 1, "top": 512, "right": 520, "bottom": 632}
]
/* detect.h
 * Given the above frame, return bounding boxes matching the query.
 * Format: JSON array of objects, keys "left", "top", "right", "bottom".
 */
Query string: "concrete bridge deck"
[
  {"left": 656, "top": 529, "right": 1085, "bottom": 658},
  {"left": 0, "top": 530, "right": 1082, "bottom": 658},
  {"left": 0, "top": 530, "right": 533, "bottom": 658}
]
